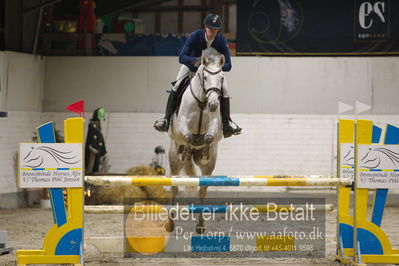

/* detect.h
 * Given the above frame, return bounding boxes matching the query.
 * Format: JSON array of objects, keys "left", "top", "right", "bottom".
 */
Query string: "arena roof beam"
[
  {"left": 95, "top": 0, "right": 172, "bottom": 17},
  {"left": 23, "top": 0, "right": 65, "bottom": 14},
  {"left": 128, "top": 6, "right": 214, "bottom": 12}
]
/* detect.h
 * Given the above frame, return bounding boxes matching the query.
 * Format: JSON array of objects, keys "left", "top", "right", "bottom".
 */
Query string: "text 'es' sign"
[{"left": 19, "top": 143, "right": 83, "bottom": 188}]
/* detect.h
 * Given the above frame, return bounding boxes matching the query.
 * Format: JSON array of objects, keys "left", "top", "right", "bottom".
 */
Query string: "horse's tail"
[{"left": 183, "top": 158, "right": 197, "bottom": 197}]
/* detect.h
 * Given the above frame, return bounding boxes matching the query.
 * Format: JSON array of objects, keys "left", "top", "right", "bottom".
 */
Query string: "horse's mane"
[{"left": 202, "top": 47, "right": 221, "bottom": 64}]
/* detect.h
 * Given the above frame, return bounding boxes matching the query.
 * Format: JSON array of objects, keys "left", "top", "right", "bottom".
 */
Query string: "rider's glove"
[{"left": 194, "top": 57, "right": 201, "bottom": 67}]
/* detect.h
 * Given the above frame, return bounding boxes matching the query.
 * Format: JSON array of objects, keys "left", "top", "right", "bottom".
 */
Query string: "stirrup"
[
  {"left": 223, "top": 122, "right": 242, "bottom": 138},
  {"left": 229, "top": 120, "right": 242, "bottom": 135},
  {"left": 154, "top": 118, "right": 169, "bottom": 132}
]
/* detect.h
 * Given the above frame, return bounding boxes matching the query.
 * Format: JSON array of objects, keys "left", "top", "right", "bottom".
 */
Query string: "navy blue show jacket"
[{"left": 179, "top": 29, "right": 232, "bottom": 72}]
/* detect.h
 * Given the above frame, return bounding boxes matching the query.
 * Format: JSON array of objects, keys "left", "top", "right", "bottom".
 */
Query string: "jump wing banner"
[
  {"left": 19, "top": 143, "right": 83, "bottom": 188},
  {"left": 357, "top": 144, "right": 399, "bottom": 188}
]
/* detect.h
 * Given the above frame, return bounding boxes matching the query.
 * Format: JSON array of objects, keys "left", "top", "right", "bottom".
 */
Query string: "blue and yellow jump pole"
[{"left": 85, "top": 176, "right": 349, "bottom": 187}]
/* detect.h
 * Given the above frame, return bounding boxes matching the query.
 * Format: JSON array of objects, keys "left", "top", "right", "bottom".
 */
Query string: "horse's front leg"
[
  {"left": 200, "top": 111, "right": 219, "bottom": 163},
  {"left": 177, "top": 115, "right": 192, "bottom": 144},
  {"left": 204, "top": 111, "right": 220, "bottom": 144}
]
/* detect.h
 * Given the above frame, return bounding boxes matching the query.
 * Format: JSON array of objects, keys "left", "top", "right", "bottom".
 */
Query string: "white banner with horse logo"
[
  {"left": 19, "top": 143, "right": 83, "bottom": 188},
  {"left": 340, "top": 143, "right": 355, "bottom": 182},
  {"left": 357, "top": 144, "right": 399, "bottom": 188}
]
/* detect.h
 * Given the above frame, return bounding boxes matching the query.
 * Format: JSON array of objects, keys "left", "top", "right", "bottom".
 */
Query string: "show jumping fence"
[
  {"left": 85, "top": 175, "right": 350, "bottom": 187},
  {"left": 15, "top": 117, "right": 399, "bottom": 266}
]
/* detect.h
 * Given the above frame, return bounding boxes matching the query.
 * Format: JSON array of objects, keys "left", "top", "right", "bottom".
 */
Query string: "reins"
[{"left": 189, "top": 66, "right": 223, "bottom": 136}]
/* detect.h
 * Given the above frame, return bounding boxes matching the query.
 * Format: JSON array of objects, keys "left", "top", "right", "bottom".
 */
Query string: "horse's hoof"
[
  {"left": 179, "top": 153, "right": 191, "bottom": 163},
  {"left": 196, "top": 225, "right": 206, "bottom": 234},
  {"left": 204, "top": 134, "right": 213, "bottom": 144},
  {"left": 183, "top": 155, "right": 192, "bottom": 163},
  {"left": 184, "top": 133, "right": 192, "bottom": 143},
  {"left": 178, "top": 145, "right": 186, "bottom": 154}
]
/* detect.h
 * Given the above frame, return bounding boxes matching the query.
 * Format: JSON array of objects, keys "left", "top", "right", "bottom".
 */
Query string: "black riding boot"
[
  {"left": 220, "top": 97, "right": 242, "bottom": 138},
  {"left": 154, "top": 90, "right": 178, "bottom": 132}
]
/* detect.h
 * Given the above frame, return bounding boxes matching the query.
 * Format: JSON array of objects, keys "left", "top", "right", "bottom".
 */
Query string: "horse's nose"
[{"left": 209, "top": 102, "right": 218, "bottom": 112}]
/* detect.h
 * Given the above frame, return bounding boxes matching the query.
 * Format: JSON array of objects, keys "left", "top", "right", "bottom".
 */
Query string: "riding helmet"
[{"left": 203, "top": 13, "right": 222, "bottom": 30}]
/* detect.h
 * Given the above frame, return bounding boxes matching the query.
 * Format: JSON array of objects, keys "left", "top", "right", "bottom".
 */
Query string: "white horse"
[{"left": 166, "top": 47, "right": 225, "bottom": 234}]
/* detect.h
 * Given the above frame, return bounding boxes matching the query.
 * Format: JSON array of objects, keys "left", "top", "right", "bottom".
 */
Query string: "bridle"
[
  {"left": 190, "top": 66, "right": 223, "bottom": 109},
  {"left": 189, "top": 65, "right": 224, "bottom": 137}
]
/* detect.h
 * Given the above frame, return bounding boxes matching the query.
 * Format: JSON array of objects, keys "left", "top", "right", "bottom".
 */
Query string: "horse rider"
[{"left": 154, "top": 13, "right": 241, "bottom": 138}]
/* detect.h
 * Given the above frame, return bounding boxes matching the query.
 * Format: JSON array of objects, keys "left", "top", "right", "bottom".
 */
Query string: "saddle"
[{"left": 173, "top": 75, "right": 224, "bottom": 115}]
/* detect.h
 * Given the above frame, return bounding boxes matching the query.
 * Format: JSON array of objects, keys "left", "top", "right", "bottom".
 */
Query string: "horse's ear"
[
  {"left": 219, "top": 55, "right": 225, "bottom": 66},
  {"left": 201, "top": 55, "right": 209, "bottom": 66}
]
